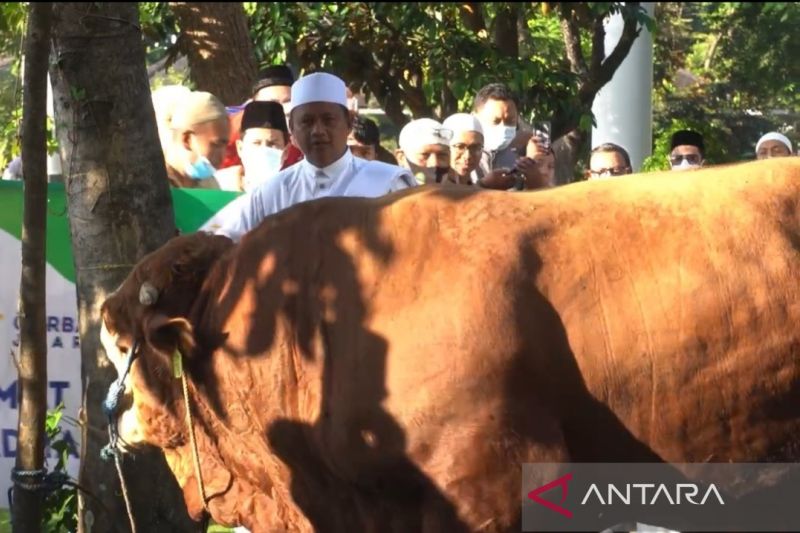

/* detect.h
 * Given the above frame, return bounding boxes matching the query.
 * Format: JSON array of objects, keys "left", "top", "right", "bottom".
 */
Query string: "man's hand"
[
  {"left": 516, "top": 156, "right": 551, "bottom": 190},
  {"left": 478, "top": 168, "right": 518, "bottom": 190}
]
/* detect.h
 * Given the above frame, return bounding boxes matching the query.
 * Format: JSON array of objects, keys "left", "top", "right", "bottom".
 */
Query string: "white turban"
[
  {"left": 289, "top": 72, "right": 348, "bottom": 112},
  {"left": 170, "top": 91, "right": 227, "bottom": 129},
  {"left": 442, "top": 113, "right": 483, "bottom": 143},
  {"left": 398, "top": 118, "right": 452, "bottom": 153},
  {"left": 756, "top": 132, "right": 793, "bottom": 154}
]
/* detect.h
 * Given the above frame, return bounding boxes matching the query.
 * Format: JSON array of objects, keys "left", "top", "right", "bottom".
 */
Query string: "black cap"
[
  {"left": 670, "top": 129, "right": 705, "bottom": 154},
  {"left": 241, "top": 101, "right": 288, "bottom": 134},
  {"left": 252, "top": 64, "right": 295, "bottom": 96},
  {"left": 351, "top": 116, "right": 380, "bottom": 147}
]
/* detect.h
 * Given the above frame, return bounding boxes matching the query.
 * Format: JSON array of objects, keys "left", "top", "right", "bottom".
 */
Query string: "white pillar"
[
  {"left": 591, "top": 3, "right": 654, "bottom": 172},
  {"left": 46, "top": 73, "right": 63, "bottom": 180}
]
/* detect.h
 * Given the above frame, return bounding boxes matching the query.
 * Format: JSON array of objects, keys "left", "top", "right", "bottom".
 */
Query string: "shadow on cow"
[
  {"left": 101, "top": 160, "right": 800, "bottom": 532},
  {"left": 103, "top": 188, "right": 481, "bottom": 530}
]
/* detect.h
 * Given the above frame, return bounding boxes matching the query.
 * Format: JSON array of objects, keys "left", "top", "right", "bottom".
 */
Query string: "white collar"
[{"left": 301, "top": 149, "right": 353, "bottom": 181}]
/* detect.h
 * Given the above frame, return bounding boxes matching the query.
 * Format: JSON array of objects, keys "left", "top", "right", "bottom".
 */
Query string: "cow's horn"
[{"left": 139, "top": 282, "right": 159, "bottom": 306}]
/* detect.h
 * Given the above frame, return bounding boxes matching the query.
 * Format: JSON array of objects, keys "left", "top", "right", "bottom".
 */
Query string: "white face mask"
[
  {"left": 240, "top": 146, "right": 283, "bottom": 191},
  {"left": 672, "top": 159, "right": 701, "bottom": 171},
  {"left": 483, "top": 124, "right": 516, "bottom": 152}
]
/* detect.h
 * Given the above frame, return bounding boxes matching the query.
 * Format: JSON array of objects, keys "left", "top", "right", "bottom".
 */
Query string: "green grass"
[
  {"left": 0, "top": 509, "right": 233, "bottom": 532},
  {"left": 0, "top": 509, "right": 10, "bottom": 533}
]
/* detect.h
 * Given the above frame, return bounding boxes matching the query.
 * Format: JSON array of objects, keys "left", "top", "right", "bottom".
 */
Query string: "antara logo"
[
  {"left": 581, "top": 483, "right": 725, "bottom": 506},
  {"left": 528, "top": 473, "right": 574, "bottom": 518},
  {"left": 528, "top": 473, "right": 725, "bottom": 518}
]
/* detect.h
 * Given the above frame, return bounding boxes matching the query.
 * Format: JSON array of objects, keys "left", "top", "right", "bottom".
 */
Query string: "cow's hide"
[{"left": 100, "top": 159, "right": 800, "bottom": 532}]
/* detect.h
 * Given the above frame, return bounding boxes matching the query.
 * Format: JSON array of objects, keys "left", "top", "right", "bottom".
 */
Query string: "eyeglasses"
[
  {"left": 670, "top": 153, "right": 702, "bottom": 166},
  {"left": 432, "top": 127, "right": 454, "bottom": 142},
  {"left": 589, "top": 167, "right": 630, "bottom": 177},
  {"left": 452, "top": 143, "right": 484, "bottom": 156}
]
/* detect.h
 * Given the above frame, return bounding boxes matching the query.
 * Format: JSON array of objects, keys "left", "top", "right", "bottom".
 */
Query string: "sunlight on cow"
[{"left": 97, "top": 159, "right": 800, "bottom": 532}]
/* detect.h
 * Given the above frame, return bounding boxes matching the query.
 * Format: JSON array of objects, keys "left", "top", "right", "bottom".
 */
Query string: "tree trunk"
[
  {"left": 517, "top": 3, "right": 534, "bottom": 58},
  {"left": 553, "top": 127, "right": 587, "bottom": 185},
  {"left": 550, "top": 3, "right": 643, "bottom": 182},
  {"left": 492, "top": 3, "right": 520, "bottom": 57},
  {"left": 49, "top": 3, "right": 198, "bottom": 532},
  {"left": 170, "top": 2, "right": 257, "bottom": 105},
  {"left": 459, "top": 3, "right": 486, "bottom": 34},
  {"left": 12, "top": 3, "right": 52, "bottom": 531}
]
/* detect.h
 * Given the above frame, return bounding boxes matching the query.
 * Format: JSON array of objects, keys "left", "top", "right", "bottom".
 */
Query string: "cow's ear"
[{"left": 143, "top": 312, "right": 196, "bottom": 362}]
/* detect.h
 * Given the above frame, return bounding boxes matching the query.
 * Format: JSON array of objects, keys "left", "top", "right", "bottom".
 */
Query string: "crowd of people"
[{"left": 2, "top": 64, "right": 796, "bottom": 226}]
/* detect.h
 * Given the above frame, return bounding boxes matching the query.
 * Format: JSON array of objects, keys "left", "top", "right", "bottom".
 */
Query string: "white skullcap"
[
  {"left": 442, "top": 113, "right": 483, "bottom": 143},
  {"left": 289, "top": 72, "right": 348, "bottom": 112},
  {"left": 756, "top": 132, "right": 793, "bottom": 154},
  {"left": 151, "top": 85, "right": 191, "bottom": 124},
  {"left": 398, "top": 118, "right": 452, "bottom": 153},
  {"left": 170, "top": 91, "right": 227, "bottom": 129}
]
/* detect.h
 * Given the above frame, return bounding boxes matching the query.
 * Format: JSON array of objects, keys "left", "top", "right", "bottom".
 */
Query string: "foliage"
[
  {"left": 242, "top": 1, "right": 646, "bottom": 137},
  {"left": 0, "top": 3, "right": 60, "bottom": 172},
  {"left": 687, "top": 2, "right": 799, "bottom": 111},
  {"left": 42, "top": 404, "right": 78, "bottom": 533},
  {"left": 646, "top": 2, "right": 800, "bottom": 169},
  {"left": 0, "top": 2, "right": 26, "bottom": 171}
]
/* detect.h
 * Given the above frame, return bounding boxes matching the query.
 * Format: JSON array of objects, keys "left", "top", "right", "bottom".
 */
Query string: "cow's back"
[{"left": 195, "top": 158, "right": 800, "bottom": 531}]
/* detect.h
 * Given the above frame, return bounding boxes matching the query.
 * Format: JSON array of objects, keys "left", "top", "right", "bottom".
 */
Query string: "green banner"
[{"left": 0, "top": 181, "right": 240, "bottom": 282}]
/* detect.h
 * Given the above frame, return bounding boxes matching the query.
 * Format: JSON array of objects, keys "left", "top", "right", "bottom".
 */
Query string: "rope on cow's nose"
[
  {"left": 175, "top": 349, "right": 209, "bottom": 513},
  {"left": 99, "top": 340, "right": 140, "bottom": 533}
]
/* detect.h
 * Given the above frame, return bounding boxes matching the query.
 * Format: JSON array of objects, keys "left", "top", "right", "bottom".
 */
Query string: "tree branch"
[
  {"left": 493, "top": 3, "right": 519, "bottom": 57},
  {"left": 589, "top": 16, "right": 605, "bottom": 75},
  {"left": 578, "top": 5, "right": 642, "bottom": 107},
  {"left": 559, "top": 12, "right": 587, "bottom": 77},
  {"left": 459, "top": 3, "right": 486, "bottom": 34}
]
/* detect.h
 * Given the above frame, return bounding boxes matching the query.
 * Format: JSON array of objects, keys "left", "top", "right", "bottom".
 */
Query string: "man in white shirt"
[{"left": 214, "top": 72, "right": 415, "bottom": 241}]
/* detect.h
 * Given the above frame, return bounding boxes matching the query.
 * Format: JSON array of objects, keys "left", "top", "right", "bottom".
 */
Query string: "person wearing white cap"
[
  {"left": 756, "top": 132, "right": 793, "bottom": 160},
  {"left": 164, "top": 90, "right": 230, "bottom": 188},
  {"left": 395, "top": 118, "right": 453, "bottom": 185},
  {"left": 442, "top": 113, "right": 483, "bottom": 185},
  {"left": 441, "top": 113, "right": 538, "bottom": 190},
  {"left": 214, "top": 72, "right": 415, "bottom": 242}
]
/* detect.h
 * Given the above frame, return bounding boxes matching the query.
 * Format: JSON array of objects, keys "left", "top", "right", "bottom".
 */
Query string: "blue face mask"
[{"left": 184, "top": 156, "right": 216, "bottom": 180}]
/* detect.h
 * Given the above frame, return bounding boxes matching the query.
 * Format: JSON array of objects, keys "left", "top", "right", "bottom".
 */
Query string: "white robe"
[{"left": 210, "top": 149, "right": 415, "bottom": 241}]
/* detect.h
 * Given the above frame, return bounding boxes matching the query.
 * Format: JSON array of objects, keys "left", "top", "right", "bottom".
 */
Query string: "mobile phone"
[{"left": 532, "top": 121, "right": 551, "bottom": 149}]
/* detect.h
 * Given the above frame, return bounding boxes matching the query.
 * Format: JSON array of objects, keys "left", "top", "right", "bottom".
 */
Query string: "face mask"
[
  {"left": 184, "top": 156, "right": 216, "bottom": 180},
  {"left": 483, "top": 124, "right": 516, "bottom": 152},
  {"left": 672, "top": 159, "right": 701, "bottom": 171},
  {"left": 241, "top": 146, "right": 283, "bottom": 191},
  {"left": 406, "top": 161, "right": 447, "bottom": 185}
]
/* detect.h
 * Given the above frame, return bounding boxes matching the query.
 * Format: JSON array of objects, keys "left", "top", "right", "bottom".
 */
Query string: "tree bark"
[
  {"left": 12, "top": 3, "right": 52, "bottom": 531},
  {"left": 169, "top": 2, "right": 257, "bottom": 105},
  {"left": 459, "top": 3, "right": 486, "bottom": 34},
  {"left": 49, "top": 3, "right": 198, "bottom": 532},
  {"left": 492, "top": 3, "right": 520, "bottom": 57},
  {"left": 553, "top": 127, "right": 587, "bottom": 185}
]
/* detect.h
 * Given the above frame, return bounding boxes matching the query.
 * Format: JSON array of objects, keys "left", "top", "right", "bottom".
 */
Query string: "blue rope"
[
  {"left": 100, "top": 340, "right": 139, "bottom": 461},
  {"left": 8, "top": 467, "right": 72, "bottom": 507}
]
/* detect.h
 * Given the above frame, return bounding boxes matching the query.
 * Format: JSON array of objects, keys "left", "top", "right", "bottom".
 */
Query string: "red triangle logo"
[{"left": 527, "top": 472, "right": 574, "bottom": 518}]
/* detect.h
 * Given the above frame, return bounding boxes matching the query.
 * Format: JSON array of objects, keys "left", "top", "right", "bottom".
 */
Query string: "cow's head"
[{"left": 100, "top": 232, "right": 234, "bottom": 447}]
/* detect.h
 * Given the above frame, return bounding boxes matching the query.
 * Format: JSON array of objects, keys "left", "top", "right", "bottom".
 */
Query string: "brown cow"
[{"left": 100, "top": 159, "right": 800, "bottom": 531}]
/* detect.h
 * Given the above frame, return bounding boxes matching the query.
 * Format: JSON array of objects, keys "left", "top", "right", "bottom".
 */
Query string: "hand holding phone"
[{"left": 532, "top": 121, "right": 552, "bottom": 150}]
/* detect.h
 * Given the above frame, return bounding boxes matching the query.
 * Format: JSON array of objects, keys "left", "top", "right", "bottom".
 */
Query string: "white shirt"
[{"left": 211, "top": 149, "right": 415, "bottom": 241}]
